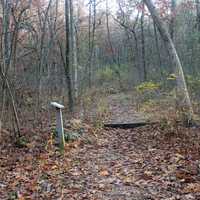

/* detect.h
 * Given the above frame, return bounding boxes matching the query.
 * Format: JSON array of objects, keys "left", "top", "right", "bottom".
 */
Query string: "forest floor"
[{"left": 1, "top": 93, "right": 200, "bottom": 199}]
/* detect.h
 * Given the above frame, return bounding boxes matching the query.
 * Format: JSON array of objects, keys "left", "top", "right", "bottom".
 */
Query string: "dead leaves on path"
[
  {"left": 183, "top": 183, "right": 200, "bottom": 193},
  {"left": 99, "top": 170, "right": 110, "bottom": 177},
  {"left": 1, "top": 123, "right": 200, "bottom": 199}
]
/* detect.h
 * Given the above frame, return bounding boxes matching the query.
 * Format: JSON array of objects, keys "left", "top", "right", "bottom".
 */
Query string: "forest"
[{"left": 1, "top": 0, "right": 200, "bottom": 199}]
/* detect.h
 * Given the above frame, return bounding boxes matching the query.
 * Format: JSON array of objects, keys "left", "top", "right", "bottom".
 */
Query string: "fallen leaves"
[
  {"left": 1, "top": 117, "right": 200, "bottom": 199},
  {"left": 123, "top": 176, "right": 137, "bottom": 185},
  {"left": 99, "top": 170, "right": 109, "bottom": 176},
  {"left": 183, "top": 183, "right": 200, "bottom": 193}
]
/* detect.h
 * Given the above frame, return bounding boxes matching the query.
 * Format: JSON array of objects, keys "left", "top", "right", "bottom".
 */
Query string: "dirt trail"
[
  {"left": 62, "top": 93, "right": 200, "bottom": 199},
  {"left": 104, "top": 93, "right": 148, "bottom": 124},
  {"left": 62, "top": 125, "right": 200, "bottom": 200}
]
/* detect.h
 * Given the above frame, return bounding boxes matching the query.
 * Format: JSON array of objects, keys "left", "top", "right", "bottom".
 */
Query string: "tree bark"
[
  {"left": 170, "top": 0, "right": 176, "bottom": 41},
  {"left": 141, "top": 2, "right": 147, "bottom": 81},
  {"left": 65, "top": 0, "right": 74, "bottom": 113},
  {"left": 144, "top": 0, "right": 193, "bottom": 122},
  {"left": 88, "top": 0, "right": 96, "bottom": 88},
  {"left": 153, "top": 22, "right": 163, "bottom": 79},
  {"left": 69, "top": 0, "right": 78, "bottom": 99}
]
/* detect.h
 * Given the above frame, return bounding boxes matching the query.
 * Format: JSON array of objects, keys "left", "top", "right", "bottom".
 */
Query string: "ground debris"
[{"left": 1, "top": 120, "right": 200, "bottom": 199}]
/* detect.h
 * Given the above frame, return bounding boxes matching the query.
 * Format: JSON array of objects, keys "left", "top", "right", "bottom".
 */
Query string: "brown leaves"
[
  {"left": 1, "top": 113, "right": 200, "bottom": 199},
  {"left": 175, "top": 170, "right": 195, "bottom": 183},
  {"left": 183, "top": 183, "right": 200, "bottom": 193},
  {"left": 99, "top": 170, "right": 109, "bottom": 176}
]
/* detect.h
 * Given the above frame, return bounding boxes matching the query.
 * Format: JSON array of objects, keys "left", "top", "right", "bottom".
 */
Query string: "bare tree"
[
  {"left": 87, "top": 0, "right": 96, "bottom": 88},
  {"left": 69, "top": 0, "right": 78, "bottom": 99},
  {"left": 153, "top": 22, "right": 163, "bottom": 79},
  {"left": 112, "top": 9, "right": 142, "bottom": 82},
  {"left": 170, "top": 0, "right": 176, "bottom": 41},
  {"left": 64, "top": 0, "right": 74, "bottom": 113},
  {"left": 141, "top": 1, "right": 147, "bottom": 81}
]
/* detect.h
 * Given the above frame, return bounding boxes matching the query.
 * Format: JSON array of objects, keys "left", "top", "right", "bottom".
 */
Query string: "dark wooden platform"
[{"left": 104, "top": 121, "right": 152, "bottom": 129}]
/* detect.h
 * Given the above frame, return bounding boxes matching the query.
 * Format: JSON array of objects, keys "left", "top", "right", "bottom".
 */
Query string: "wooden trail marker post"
[{"left": 51, "top": 102, "right": 65, "bottom": 151}]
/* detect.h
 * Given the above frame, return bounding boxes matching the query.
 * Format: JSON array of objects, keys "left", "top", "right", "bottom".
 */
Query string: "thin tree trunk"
[
  {"left": 141, "top": 3, "right": 147, "bottom": 81},
  {"left": 88, "top": 2, "right": 92, "bottom": 88},
  {"left": 132, "top": 31, "right": 143, "bottom": 83},
  {"left": 144, "top": 0, "right": 193, "bottom": 122},
  {"left": 69, "top": 0, "right": 78, "bottom": 99},
  {"left": 195, "top": 0, "right": 200, "bottom": 75},
  {"left": 88, "top": 0, "right": 96, "bottom": 88},
  {"left": 153, "top": 22, "right": 163, "bottom": 79},
  {"left": 91, "top": 0, "right": 96, "bottom": 87},
  {"left": 65, "top": 0, "right": 74, "bottom": 113},
  {"left": 170, "top": 0, "right": 176, "bottom": 41}
]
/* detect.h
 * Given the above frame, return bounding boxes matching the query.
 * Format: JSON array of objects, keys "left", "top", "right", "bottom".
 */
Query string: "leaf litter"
[{"left": 1, "top": 120, "right": 200, "bottom": 199}]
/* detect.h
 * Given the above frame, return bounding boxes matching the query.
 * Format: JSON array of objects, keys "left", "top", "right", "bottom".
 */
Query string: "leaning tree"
[{"left": 143, "top": 0, "right": 193, "bottom": 122}]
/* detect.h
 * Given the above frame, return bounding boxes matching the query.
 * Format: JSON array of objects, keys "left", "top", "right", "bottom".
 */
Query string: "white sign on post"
[{"left": 51, "top": 102, "right": 65, "bottom": 150}]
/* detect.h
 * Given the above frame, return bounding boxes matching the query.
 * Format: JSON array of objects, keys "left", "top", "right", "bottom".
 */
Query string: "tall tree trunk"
[
  {"left": 141, "top": 2, "right": 147, "bottom": 81},
  {"left": 153, "top": 22, "right": 163, "bottom": 79},
  {"left": 2, "top": 0, "right": 11, "bottom": 73},
  {"left": 1, "top": 0, "right": 10, "bottom": 128},
  {"left": 143, "top": 0, "right": 193, "bottom": 122},
  {"left": 88, "top": 0, "right": 96, "bottom": 88},
  {"left": 195, "top": 0, "right": 200, "bottom": 74},
  {"left": 69, "top": 0, "right": 78, "bottom": 99},
  {"left": 65, "top": 0, "right": 74, "bottom": 113},
  {"left": 170, "top": 0, "right": 176, "bottom": 41},
  {"left": 132, "top": 31, "right": 143, "bottom": 83},
  {"left": 88, "top": 2, "right": 92, "bottom": 88}
]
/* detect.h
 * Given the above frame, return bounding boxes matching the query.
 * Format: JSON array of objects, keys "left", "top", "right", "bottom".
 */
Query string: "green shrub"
[{"left": 135, "top": 81, "right": 160, "bottom": 93}]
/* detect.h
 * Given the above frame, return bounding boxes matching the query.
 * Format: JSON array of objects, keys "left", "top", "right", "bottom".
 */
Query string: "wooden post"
[{"left": 51, "top": 102, "right": 65, "bottom": 151}]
